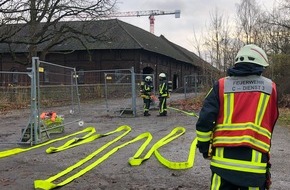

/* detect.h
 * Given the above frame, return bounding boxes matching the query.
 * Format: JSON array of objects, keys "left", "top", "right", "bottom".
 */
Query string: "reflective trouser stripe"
[
  {"left": 159, "top": 97, "right": 166, "bottom": 113},
  {"left": 211, "top": 173, "right": 221, "bottom": 190},
  {"left": 211, "top": 172, "right": 263, "bottom": 189},
  {"left": 249, "top": 187, "right": 260, "bottom": 190}
]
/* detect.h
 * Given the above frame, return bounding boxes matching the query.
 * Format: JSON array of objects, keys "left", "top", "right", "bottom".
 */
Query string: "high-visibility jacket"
[
  {"left": 159, "top": 81, "right": 168, "bottom": 98},
  {"left": 140, "top": 82, "right": 153, "bottom": 99},
  {"left": 196, "top": 74, "right": 279, "bottom": 187},
  {"left": 212, "top": 75, "right": 278, "bottom": 186},
  {"left": 213, "top": 75, "right": 278, "bottom": 153}
]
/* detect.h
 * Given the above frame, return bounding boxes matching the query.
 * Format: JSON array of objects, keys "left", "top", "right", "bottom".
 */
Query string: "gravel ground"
[{"left": 0, "top": 94, "right": 289, "bottom": 190}]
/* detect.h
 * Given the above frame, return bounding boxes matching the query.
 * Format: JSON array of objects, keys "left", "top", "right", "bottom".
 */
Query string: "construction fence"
[
  {"left": 183, "top": 74, "right": 216, "bottom": 98},
  {"left": 76, "top": 69, "right": 156, "bottom": 116},
  {"left": 0, "top": 57, "right": 83, "bottom": 145},
  {"left": 0, "top": 64, "right": 215, "bottom": 120},
  {"left": 0, "top": 57, "right": 217, "bottom": 145}
]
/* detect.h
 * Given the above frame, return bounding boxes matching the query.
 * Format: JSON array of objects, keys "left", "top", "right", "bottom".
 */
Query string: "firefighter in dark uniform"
[
  {"left": 196, "top": 44, "right": 279, "bottom": 190},
  {"left": 158, "top": 73, "right": 169, "bottom": 116},
  {"left": 140, "top": 76, "right": 154, "bottom": 116}
]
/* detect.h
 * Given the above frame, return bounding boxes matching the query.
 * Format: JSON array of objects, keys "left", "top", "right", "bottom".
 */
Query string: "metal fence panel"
[
  {"left": 183, "top": 74, "right": 215, "bottom": 98},
  {"left": 0, "top": 71, "right": 31, "bottom": 144},
  {"left": 76, "top": 70, "right": 157, "bottom": 117},
  {"left": 0, "top": 58, "right": 83, "bottom": 145}
]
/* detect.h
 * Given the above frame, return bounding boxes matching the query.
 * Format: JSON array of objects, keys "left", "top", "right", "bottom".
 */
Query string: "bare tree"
[
  {"left": 191, "top": 27, "right": 209, "bottom": 75},
  {"left": 236, "top": 0, "right": 261, "bottom": 44},
  {"left": 203, "top": 8, "right": 223, "bottom": 70},
  {"left": 0, "top": 0, "right": 117, "bottom": 64},
  {"left": 264, "top": 0, "right": 290, "bottom": 54},
  {"left": 262, "top": 0, "right": 290, "bottom": 104},
  {"left": 203, "top": 8, "right": 236, "bottom": 73},
  {"left": 191, "top": 27, "right": 203, "bottom": 58}
]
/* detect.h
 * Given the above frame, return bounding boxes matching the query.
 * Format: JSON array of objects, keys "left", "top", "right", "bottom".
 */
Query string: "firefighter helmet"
[
  {"left": 235, "top": 44, "right": 269, "bottom": 67},
  {"left": 145, "top": 76, "right": 152, "bottom": 82},
  {"left": 159, "top": 73, "right": 166, "bottom": 78}
]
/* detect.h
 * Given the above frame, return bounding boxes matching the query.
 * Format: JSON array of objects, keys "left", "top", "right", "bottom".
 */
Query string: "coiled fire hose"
[
  {"left": 0, "top": 127, "right": 96, "bottom": 158},
  {"left": 0, "top": 107, "right": 199, "bottom": 190},
  {"left": 34, "top": 126, "right": 197, "bottom": 190}
]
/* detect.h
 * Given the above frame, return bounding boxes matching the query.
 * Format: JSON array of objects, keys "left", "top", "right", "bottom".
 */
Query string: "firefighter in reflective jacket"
[
  {"left": 196, "top": 44, "right": 279, "bottom": 190},
  {"left": 140, "top": 76, "right": 154, "bottom": 116},
  {"left": 158, "top": 73, "right": 169, "bottom": 116}
]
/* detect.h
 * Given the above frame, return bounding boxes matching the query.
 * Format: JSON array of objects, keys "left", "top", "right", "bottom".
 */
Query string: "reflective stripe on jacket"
[
  {"left": 159, "top": 82, "right": 168, "bottom": 97},
  {"left": 214, "top": 75, "right": 278, "bottom": 153},
  {"left": 141, "top": 82, "right": 153, "bottom": 98},
  {"left": 143, "top": 83, "right": 153, "bottom": 98}
]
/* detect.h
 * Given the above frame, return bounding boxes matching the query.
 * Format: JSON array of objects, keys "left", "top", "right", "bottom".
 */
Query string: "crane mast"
[{"left": 109, "top": 10, "right": 181, "bottom": 34}]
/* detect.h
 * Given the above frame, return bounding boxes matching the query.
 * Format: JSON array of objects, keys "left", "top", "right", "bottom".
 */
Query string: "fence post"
[
  {"left": 194, "top": 74, "right": 198, "bottom": 97},
  {"left": 184, "top": 76, "right": 187, "bottom": 99},
  {"left": 104, "top": 73, "right": 109, "bottom": 112},
  {"left": 131, "top": 67, "right": 136, "bottom": 116},
  {"left": 25, "top": 57, "right": 40, "bottom": 144}
]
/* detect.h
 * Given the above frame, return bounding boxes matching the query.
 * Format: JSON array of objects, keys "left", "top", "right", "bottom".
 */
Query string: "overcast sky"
[{"left": 115, "top": 0, "right": 276, "bottom": 54}]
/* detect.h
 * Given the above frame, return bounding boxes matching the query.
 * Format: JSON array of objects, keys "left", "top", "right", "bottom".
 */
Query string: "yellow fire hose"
[
  {"left": 34, "top": 125, "right": 133, "bottom": 189},
  {"left": 168, "top": 106, "right": 199, "bottom": 118},
  {"left": 0, "top": 127, "right": 96, "bottom": 158},
  {"left": 1, "top": 106, "right": 199, "bottom": 190},
  {"left": 169, "top": 106, "right": 213, "bottom": 157},
  {"left": 34, "top": 126, "right": 197, "bottom": 190}
]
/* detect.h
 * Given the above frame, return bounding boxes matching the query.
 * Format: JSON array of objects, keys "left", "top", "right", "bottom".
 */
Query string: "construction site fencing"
[
  {"left": 76, "top": 69, "right": 156, "bottom": 116},
  {"left": 0, "top": 57, "right": 83, "bottom": 145},
  {"left": 0, "top": 71, "right": 32, "bottom": 144},
  {"left": 0, "top": 71, "right": 31, "bottom": 110},
  {"left": 183, "top": 74, "right": 216, "bottom": 98}
]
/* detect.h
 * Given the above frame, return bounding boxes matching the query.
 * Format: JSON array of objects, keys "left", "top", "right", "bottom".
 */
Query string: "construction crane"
[{"left": 109, "top": 10, "right": 181, "bottom": 34}]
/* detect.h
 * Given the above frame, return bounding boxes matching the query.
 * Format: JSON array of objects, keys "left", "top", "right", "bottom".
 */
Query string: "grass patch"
[
  {"left": 169, "top": 94, "right": 205, "bottom": 112},
  {"left": 278, "top": 108, "right": 290, "bottom": 127}
]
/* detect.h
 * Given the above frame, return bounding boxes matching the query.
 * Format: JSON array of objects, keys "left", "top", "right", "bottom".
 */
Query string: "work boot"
[
  {"left": 144, "top": 111, "right": 150, "bottom": 116},
  {"left": 157, "top": 112, "right": 166, "bottom": 117}
]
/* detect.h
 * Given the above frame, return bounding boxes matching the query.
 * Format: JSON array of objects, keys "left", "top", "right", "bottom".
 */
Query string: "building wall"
[{"left": 0, "top": 49, "right": 200, "bottom": 89}]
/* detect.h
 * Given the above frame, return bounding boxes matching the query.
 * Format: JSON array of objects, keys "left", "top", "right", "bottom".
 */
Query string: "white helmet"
[
  {"left": 235, "top": 44, "right": 269, "bottom": 67},
  {"left": 145, "top": 76, "right": 152, "bottom": 82},
  {"left": 159, "top": 73, "right": 166, "bottom": 78}
]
